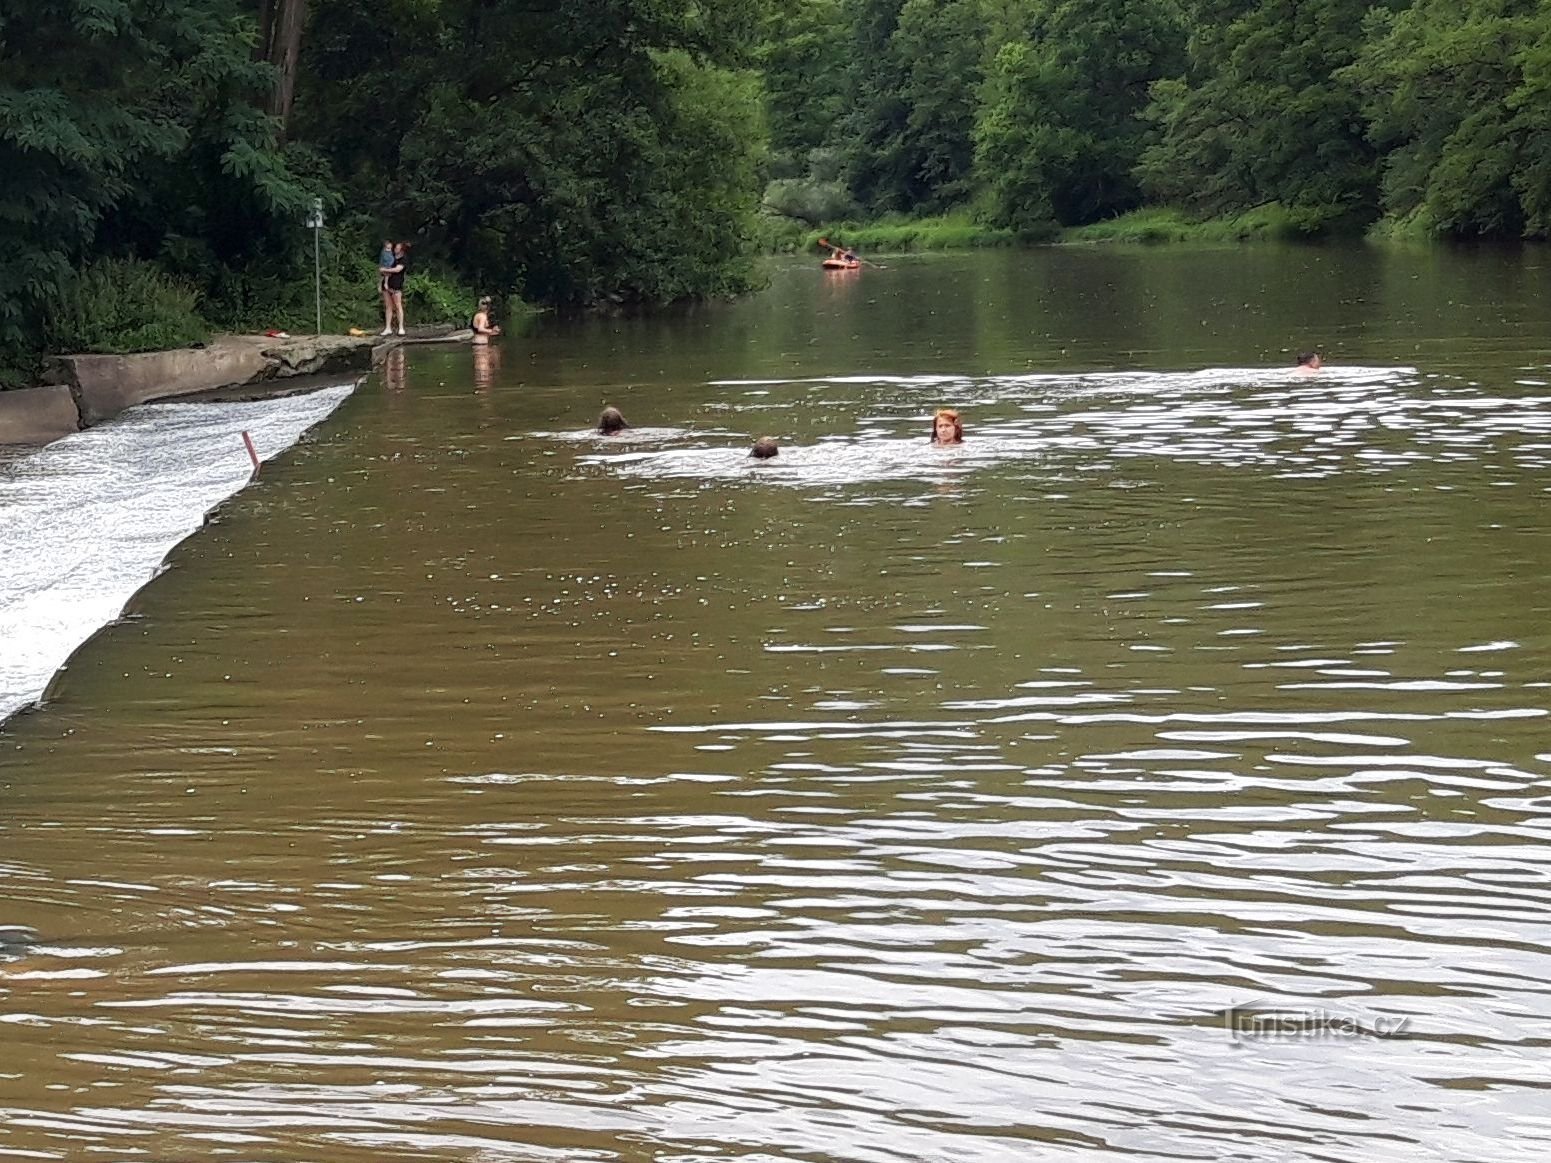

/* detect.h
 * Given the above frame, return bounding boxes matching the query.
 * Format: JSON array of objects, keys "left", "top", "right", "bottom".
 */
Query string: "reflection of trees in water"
[{"left": 472, "top": 342, "right": 501, "bottom": 394}]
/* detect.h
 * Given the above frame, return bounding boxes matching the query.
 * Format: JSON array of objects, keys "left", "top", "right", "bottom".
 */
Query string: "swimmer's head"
[
  {"left": 1296, "top": 351, "right": 1322, "bottom": 369},
  {"left": 931, "top": 409, "right": 963, "bottom": 444},
  {"left": 597, "top": 406, "right": 630, "bottom": 435},
  {"left": 749, "top": 437, "right": 779, "bottom": 459}
]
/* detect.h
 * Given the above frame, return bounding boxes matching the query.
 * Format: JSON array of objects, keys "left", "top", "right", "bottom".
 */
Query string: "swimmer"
[
  {"left": 472, "top": 297, "right": 502, "bottom": 343},
  {"left": 930, "top": 408, "right": 964, "bottom": 444},
  {"left": 749, "top": 437, "right": 779, "bottom": 459},
  {"left": 1294, "top": 351, "right": 1322, "bottom": 376},
  {"left": 596, "top": 406, "right": 630, "bottom": 435}
]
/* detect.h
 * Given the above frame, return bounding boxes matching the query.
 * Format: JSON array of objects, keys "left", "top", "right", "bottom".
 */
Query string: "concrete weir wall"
[{"left": 0, "top": 335, "right": 377, "bottom": 447}]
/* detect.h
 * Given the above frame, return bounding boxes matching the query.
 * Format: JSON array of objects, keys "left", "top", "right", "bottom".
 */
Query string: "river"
[{"left": 2, "top": 245, "right": 1550, "bottom": 1161}]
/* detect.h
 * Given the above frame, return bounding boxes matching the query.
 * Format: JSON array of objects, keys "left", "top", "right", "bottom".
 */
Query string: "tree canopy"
[{"left": 7, "top": 0, "right": 1551, "bottom": 382}]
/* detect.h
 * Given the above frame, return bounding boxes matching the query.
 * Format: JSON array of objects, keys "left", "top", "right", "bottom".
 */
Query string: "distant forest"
[{"left": 2, "top": 0, "right": 1546, "bottom": 378}]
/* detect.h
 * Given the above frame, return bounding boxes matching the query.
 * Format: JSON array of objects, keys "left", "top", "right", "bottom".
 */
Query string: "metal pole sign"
[{"left": 306, "top": 197, "right": 325, "bottom": 335}]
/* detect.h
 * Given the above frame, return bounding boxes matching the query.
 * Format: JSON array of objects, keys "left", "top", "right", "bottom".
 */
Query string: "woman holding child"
[{"left": 380, "top": 241, "right": 409, "bottom": 337}]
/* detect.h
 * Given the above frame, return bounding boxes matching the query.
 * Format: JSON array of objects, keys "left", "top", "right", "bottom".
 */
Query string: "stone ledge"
[
  {"left": 0, "top": 385, "right": 81, "bottom": 447},
  {"left": 1, "top": 335, "right": 377, "bottom": 447},
  {"left": 1, "top": 326, "right": 473, "bottom": 448}
]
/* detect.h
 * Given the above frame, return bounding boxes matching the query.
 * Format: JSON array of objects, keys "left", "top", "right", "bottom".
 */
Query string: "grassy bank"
[
  {"left": 1059, "top": 203, "right": 1370, "bottom": 244},
  {"left": 761, "top": 211, "right": 1023, "bottom": 255},
  {"left": 763, "top": 202, "right": 1403, "bottom": 258}
]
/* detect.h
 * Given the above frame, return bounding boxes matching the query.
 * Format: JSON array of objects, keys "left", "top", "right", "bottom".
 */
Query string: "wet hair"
[
  {"left": 1296, "top": 351, "right": 1320, "bottom": 366},
  {"left": 749, "top": 437, "right": 779, "bottom": 459},
  {"left": 930, "top": 408, "right": 964, "bottom": 444},
  {"left": 596, "top": 406, "right": 630, "bottom": 435}
]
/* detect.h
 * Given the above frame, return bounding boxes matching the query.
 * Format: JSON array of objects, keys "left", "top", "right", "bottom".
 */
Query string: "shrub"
[
  {"left": 43, "top": 259, "right": 210, "bottom": 354},
  {"left": 800, "top": 212, "right": 1017, "bottom": 253},
  {"left": 763, "top": 178, "right": 858, "bottom": 225},
  {"left": 405, "top": 271, "right": 478, "bottom": 326},
  {"left": 1061, "top": 204, "right": 1334, "bottom": 244},
  {"left": 755, "top": 211, "right": 810, "bottom": 253}
]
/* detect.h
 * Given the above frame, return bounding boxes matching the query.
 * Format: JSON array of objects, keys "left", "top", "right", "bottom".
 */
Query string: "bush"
[
  {"left": 799, "top": 212, "right": 1018, "bottom": 253},
  {"left": 43, "top": 259, "right": 210, "bottom": 354},
  {"left": 1367, "top": 206, "right": 1442, "bottom": 243},
  {"left": 762, "top": 178, "right": 858, "bottom": 225},
  {"left": 1061, "top": 204, "right": 1332, "bottom": 244},
  {"left": 1063, "top": 208, "right": 1196, "bottom": 244},
  {"left": 405, "top": 271, "right": 478, "bottom": 326},
  {"left": 755, "top": 211, "right": 811, "bottom": 253}
]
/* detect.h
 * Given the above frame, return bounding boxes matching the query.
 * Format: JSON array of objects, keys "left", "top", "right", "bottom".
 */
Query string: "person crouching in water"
[
  {"left": 597, "top": 406, "right": 630, "bottom": 435},
  {"left": 749, "top": 437, "right": 779, "bottom": 459},
  {"left": 931, "top": 408, "right": 964, "bottom": 444}
]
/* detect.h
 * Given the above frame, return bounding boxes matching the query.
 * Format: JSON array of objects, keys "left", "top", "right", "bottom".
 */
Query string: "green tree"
[
  {"left": 975, "top": 0, "right": 1185, "bottom": 228},
  {"left": 297, "top": 0, "right": 767, "bottom": 305},
  {"left": 838, "top": 0, "right": 988, "bottom": 214},
  {"left": 0, "top": 0, "right": 308, "bottom": 375},
  {"left": 1136, "top": 0, "right": 1382, "bottom": 231},
  {"left": 1347, "top": 0, "right": 1551, "bottom": 236},
  {"left": 757, "top": 0, "right": 849, "bottom": 172}
]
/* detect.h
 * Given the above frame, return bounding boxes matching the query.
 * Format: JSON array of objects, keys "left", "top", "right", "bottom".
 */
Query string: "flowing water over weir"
[
  {"left": 2, "top": 250, "right": 1551, "bottom": 1161},
  {"left": 0, "top": 385, "right": 356, "bottom": 724}
]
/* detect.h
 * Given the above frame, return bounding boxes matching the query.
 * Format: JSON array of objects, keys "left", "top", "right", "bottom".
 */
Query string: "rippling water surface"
[{"left": 3, "top": 248, "right": 1551, "bottom": 1161}]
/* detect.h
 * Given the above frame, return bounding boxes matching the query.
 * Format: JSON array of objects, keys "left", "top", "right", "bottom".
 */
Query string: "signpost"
[{"left": 306, "top": 196, "right": 325, "bottom": 335}]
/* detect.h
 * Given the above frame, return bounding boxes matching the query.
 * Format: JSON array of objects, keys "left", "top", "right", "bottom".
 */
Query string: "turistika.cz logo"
[{"left": 1224, "top": 1002, "right": 1411, "bottom": 1043}]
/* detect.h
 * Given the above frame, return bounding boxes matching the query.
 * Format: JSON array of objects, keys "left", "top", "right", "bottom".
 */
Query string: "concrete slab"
[
  {"left": 69, "top": 344, "right": 272, "bottom": 425},
  {"left": 0, "top": 385, "right": 81, "bottom": 446}
]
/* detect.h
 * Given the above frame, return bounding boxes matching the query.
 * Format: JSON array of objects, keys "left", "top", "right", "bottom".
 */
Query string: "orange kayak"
[{"left": 822, "top": 258, "right": 861, "bottom": 270}]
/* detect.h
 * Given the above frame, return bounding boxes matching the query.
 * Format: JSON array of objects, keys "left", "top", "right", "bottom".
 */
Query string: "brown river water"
[{"left": 3, "top": 245, "right": 1551, "bottom": 1161}]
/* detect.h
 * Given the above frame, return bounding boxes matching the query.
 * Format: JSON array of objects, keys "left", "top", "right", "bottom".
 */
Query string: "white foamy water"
[
  {"left": 0, "top": 385, "right": 354, "bottom": 723},
  {"left": 580, "top": 365, "right": 1551, "bottom": 489}
]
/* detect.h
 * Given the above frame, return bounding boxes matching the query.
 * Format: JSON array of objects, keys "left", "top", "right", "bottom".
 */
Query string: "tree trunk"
[{"left": 260, "top": 0, "right": 309, "bottom": 139}]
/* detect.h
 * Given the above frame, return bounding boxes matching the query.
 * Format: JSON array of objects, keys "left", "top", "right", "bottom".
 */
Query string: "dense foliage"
[
  {"left": 762, "top": 0, "right": 1551, "bottom": 241},
  {"left": 0, "top": 0, "right": 764, "bottom": 382},
  {"left": 296, "top": 0, "right": 764, "bottom": 306},
  {"left": 7, "top": 0, "right": 1551, "bottom": 382},
  {"left": 0, "top": 0, "right": 316, "bottom": 378},
  {"left": 977, "top": 0, "right": 1185, "bottom": 229}
]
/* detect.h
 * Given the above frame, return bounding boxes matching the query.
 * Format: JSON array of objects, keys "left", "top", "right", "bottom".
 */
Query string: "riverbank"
[
  {"left": 766, "top": 202, "right": 1376, "bottom": 256},
  {"left": 0, "top": 327, "right": 469, "bottom": 448}
]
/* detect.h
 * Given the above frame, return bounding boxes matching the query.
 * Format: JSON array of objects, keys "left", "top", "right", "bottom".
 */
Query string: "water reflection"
[
  {"left": 383, "top": 343, "right": 409, "bottom": 394},
  {"left": 471, "top": 341, "right": 501, "bottom": 394}
]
